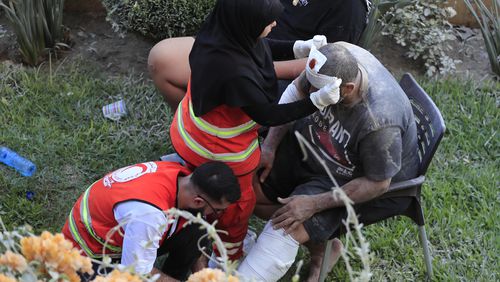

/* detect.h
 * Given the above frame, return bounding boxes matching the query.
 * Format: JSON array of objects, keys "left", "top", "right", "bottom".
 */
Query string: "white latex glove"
[
  {"left": 293, "top": 35, "right": 327, "bottom": 59},
  {"left": 309, "top": 78, "right": 342, "bottom": 110}
]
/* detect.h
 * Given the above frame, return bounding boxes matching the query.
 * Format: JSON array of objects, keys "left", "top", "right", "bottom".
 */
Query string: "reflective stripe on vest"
[
  {"left": 188, "top": 100, "right": 256, "bottom": 138},
  {"left": 80, "top": 181, "right": 122, "bottom": 253},
  {"left": 176, "top": 104, "right": 259, "bottom": 162},
  {"left": 224, "top": 240, "right": 243, "bottom": 256},
  {"left": 68, "top": 209, "right": 120, "bottom": 259}
]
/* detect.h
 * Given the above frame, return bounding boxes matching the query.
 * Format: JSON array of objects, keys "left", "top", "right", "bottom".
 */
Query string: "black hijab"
[{"left": 189, "top": 0, "right": 284, "bottom": 116}]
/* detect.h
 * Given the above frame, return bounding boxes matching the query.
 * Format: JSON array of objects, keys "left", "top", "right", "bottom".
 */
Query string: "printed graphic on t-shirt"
[
  {"left": 298, "top": 0, "right": 309, "bottom": 7},
  {"left": 302, "top": 108, "right": 355, "bottom": 178},
  {"left": 103, "top": 162, "right": 158, "bottom": 188}
]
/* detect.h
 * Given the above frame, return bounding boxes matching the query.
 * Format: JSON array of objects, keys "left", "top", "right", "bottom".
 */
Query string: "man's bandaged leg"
[{"left": 237, "top": 221, "right": 299, "bottom": 282}]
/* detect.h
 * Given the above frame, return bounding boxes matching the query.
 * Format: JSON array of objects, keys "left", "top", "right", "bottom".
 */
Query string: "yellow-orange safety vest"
[{"left": 170, "top": 81, "right": 260, "bottom": 176}]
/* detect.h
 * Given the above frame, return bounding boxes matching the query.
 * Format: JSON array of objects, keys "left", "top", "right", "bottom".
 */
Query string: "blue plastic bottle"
[{"left": 0, "top": 146, "right": 36, "bottom": 177}]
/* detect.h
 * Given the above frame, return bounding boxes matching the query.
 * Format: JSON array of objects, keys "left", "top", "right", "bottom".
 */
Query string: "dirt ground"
[{"left": 0, "top": 12, "right": 495, "bottom": 81}]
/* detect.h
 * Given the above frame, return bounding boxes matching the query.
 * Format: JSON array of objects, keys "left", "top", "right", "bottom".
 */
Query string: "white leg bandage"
[
  {"left": 237, "top": 222, "right": 299, "bottom": 282},
  {"left": 208, "top": 229, "right": 257, "bottom": 269}
]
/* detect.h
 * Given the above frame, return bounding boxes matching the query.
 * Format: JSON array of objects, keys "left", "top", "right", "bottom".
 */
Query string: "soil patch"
[
  {"left": 0, "top": 13, "right": 153, "bottom": 76},
  {"left": 62, "top": 13, "right": 154, "bottom": 76},
  {"left": 0, "top": 12, "right": 495, "bottom": 81}
]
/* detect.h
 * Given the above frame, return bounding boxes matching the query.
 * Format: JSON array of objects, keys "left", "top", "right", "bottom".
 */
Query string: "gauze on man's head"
[{"left": 305, "top": 46, "right": 341, "bottom": 89}]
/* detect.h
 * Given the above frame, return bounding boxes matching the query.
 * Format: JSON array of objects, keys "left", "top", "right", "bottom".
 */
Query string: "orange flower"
[
  {"left": 0, "top": 251, "right": 27, "bottom": 272},
  {"left": 0, "top": 273, "right": 17, "bottom": 282},
  {"left": 187, "top": 268, "right": 239, "bottom": 282},
  {"left": 92, "top": 269, "right": 143, "bottom": 282},
  {"left": 20, "top": 231, "right": 93, "bottom": 281}
]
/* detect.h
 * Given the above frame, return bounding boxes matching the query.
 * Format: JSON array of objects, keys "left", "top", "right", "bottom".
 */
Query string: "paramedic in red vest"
[
  {"left": 169, "top": 0, "right": 341, "bottom": 262},
  {"left": 61, "top": 161, "right": 241, "bottom": 282}
]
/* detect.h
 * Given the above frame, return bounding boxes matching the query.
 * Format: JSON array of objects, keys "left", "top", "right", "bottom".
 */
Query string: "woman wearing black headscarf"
[
  {"left": 188, "top": 0, "right": 316, "bottom": 121},
  {"left": 169, "top": 0, "right": 339, "bottom": 261}
]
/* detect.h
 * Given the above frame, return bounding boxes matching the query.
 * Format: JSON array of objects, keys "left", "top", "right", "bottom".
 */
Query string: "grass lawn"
[{"left": 0, "top": 62, "right": 498, "bottom": 281}]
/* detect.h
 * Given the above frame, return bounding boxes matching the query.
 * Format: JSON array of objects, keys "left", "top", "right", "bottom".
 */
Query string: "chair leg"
[
  {"left": 418, "top": 225, "right": 433, "bottom": 279},
  {"left": 318, "top": 240, "right": 333, "bottom": 282}
]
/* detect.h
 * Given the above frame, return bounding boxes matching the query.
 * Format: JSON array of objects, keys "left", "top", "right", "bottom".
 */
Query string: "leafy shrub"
[
  {"left": 382, "top": 1, "right": 459, "bottom": 76},
  {"left": 359, "top": 0, "right": 414, "bottom": 50},
  {"left": 101, "top": 0, "right": 216, "bottom": 40}
]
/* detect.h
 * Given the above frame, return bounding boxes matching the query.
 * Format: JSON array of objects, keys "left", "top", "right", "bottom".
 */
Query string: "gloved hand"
[
  {"left": 293, "top": 35, "right": 327, "bottom": 59},
  {"left": 309, "top": 78, "right": 342, "bottom": 110}
]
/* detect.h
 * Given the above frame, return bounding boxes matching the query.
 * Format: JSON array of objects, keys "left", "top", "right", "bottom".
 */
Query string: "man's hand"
[
  {"left": 258, "top": 146, "right": 276, "bottom": 183},
  {"left": 271, "top": 195, "right": 317, "bottom": 234}
]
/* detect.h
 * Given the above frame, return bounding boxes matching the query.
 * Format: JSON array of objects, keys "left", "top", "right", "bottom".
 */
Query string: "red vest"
[
  {"left": 62, "top": 162, "right": 190, "bottom": 258},
  {"left": 170, "top": 81, "right": 261, "bottom": 176}
]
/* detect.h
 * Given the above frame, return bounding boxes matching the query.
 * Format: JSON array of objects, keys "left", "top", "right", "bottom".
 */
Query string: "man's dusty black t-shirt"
[{"left": 293, "top": 42, "right": 419, "bottom": 185}]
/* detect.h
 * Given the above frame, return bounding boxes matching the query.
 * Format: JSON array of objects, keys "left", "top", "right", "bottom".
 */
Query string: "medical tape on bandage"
[{"left": 305, "top": 46, "right": 339, "bottom": 89}]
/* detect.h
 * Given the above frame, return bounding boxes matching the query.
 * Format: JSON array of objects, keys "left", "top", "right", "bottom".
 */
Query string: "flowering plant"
[
  {"left": 0, "top": 210, "right": 241, "bottom": 282},
  {"left": 0, "top": 219, "right": 146, "bottom": 282},
  {"left": 1, "top": 184, "right": 369, "bottom": 282},
  {"left": 382, "top": 1, "right": 460, "bottom": 76},
  {"left": 187, "top": 268, "right": 239, "bottom": 282}
]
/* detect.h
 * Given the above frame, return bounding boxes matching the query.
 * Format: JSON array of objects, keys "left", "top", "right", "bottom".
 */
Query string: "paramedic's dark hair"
[{"left": 191, "top": 161, "right": 241, "bottom": 203}]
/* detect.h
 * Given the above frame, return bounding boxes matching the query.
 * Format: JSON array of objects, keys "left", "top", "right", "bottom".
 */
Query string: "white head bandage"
[{"left": 305, "top": 46, "right": 340, "bottom": 89}]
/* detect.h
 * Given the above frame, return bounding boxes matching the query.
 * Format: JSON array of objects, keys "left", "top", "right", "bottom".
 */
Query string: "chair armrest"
[{"left": 387, "top": 175, "right": 426, "bottom": 192}]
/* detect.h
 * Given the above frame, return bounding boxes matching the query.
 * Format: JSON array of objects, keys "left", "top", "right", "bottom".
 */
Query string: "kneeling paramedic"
[{"left": 62, "top": 161, "right": 241, "bottom": 281}]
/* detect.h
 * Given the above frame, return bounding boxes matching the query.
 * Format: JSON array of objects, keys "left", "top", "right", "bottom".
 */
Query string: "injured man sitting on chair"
[{"left": 237, "top": 42, "right": 420, "bottom": 282}]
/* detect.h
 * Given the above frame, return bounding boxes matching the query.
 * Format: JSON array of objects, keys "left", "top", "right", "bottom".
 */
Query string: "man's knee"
[{"left": 288, "top": 223, "right": 310, "bottom": 244}]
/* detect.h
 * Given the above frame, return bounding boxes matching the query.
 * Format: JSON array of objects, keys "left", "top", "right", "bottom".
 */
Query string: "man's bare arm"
[
  {"left": 259, "top": 125, "right": 292, "bottom": 182},
  {"left": 314, "top": 177, "right": 390, "bottom": 211}
]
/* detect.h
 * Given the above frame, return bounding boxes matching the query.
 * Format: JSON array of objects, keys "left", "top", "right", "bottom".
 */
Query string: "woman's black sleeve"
[
  {"left": 242, "top": 98, "right": 317, "bottom": 126},
  {"left": 264, "top": 38, "right": 295, "bottom": 61}
]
